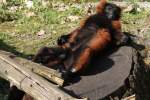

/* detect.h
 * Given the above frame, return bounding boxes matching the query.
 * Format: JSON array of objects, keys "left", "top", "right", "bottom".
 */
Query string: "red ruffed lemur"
[
  {"left": 7, "top": 1, "right": 130, "bottom": 100},
  {"left": 56, "top": 0, "right": 128, "bottom": 76},
  {"left": 33, "top": 0, "right": 129, "bottom": 79}
]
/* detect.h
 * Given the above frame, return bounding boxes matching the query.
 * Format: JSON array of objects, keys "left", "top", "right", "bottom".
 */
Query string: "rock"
[
  {"left": 53, "top": 2, "right": 69, "bottom": 12},
  {"left": 25, "top": 0, "right": 33, "bottom": 9},
  {"left": 25, "top": 12, "right": 36, "bottom": 17},
  {"left": 37, "top": 30, "right": 45, "bottom": 36},
  {"left": 67, "top": 15, "right": 79, "bottom": 22},
  {"left": 52, "top": 30, "right": 57, "bottom": 34},
  {"left": 123, "top": 5, "right": 134, "bottom": 13},
  {"left": 70, "top": 4, "right": 82, "bottom": 9},
  {"left": 60, "top": 20, "right": 66, "bottom": 24},
  {"left": 137, "top": 8, "right": 142, "bottom": 12},
  {"left": 0, "top": 0, "right": 6, "bottom": 4},
  {"left": 144, "top": 39, "right": 150, "bottom": 47},
  {"left": 138, "top": 2, "right": 150, "bottom": 10},
  {"left": 42, "top": 0, "right": 50, "bottom": 7},
  {"left": 8, "top": 6, "right": 18, "bottom": 13}
]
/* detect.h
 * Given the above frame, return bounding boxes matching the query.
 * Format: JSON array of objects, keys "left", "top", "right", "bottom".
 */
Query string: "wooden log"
[
  {"left": 0, "top": 50, "right": 64, "bottom": 86},
  {"left": 0, "top": 50, "right": 86, "bottom": 100},
  {"left": 14, "top": 56, "right": 64, "bottom": 86}
]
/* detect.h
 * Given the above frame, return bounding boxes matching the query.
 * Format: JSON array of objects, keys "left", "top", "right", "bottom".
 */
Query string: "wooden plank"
[
  {"left": 0, "top": 50, "right": 64, "bottom": 86},
  {"left": 0, "top": 50, "right": 86, "bottom": 100},
  {"left": 0, "top": 59, "right": 26, "bottom": 87},
  {"left": 14, "top": 56, "right": 64, "bottom": 86}
]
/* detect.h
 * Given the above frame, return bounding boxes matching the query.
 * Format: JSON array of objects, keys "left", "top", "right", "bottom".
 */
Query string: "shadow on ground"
[{"left": 0, "top": 39, "right": 34, "bottom": 59}]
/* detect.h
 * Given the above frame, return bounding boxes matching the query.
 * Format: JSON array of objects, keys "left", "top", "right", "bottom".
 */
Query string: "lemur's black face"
[{"left": 103, "top": 3, "right": 121, "bottom": 20}]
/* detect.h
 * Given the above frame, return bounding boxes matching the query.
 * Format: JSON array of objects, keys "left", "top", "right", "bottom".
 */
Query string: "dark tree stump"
[
  {"left": 64, "top": 46, "right": 136, "bottom": 100},
  {"left": 132, "top": 51, "right": 150, "bottom": 100}
]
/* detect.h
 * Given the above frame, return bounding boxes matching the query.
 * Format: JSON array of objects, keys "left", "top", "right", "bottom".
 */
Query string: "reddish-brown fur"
[
  {"left": 34, "top": 0, "right": 124, "bottom": 73},
  {"left": 61, "top": 27, "right": 81, "bottom": 49},
  {"left": 59, "top": 0, "right": 123, "bottom": 50},
  {"left": 111, "top": 20, "right": 123, "bottom": 41},
  {"left": 8, "top": 0, "right": 126, "bottom": 100},
  {"left": 96, "top": 0, "right": 107, "bottom": 13},
  {"left": 73, "top": 29, "right": 111, "bottom": 71},
  {"left": 58, "top": 0, "right": 123, "bottom": 73},
  {"left": 33, "top": 0, "right": 126, "bottom": 74}
]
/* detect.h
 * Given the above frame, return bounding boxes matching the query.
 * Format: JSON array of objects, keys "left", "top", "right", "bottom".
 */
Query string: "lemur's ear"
[{"left": 96, "top": 0, "right": 107, "bottom": 13}]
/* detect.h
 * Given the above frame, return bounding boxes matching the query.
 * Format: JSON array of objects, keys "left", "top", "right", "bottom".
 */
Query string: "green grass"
[
  {"left": 122, "top": 10, "right": 150, "bottom": 32},
  {"left": 0, "top": 0, "right": 150, "bottom": 56},
  {"left": 0, "top": 1, "right": 83, "bottom": 55}
]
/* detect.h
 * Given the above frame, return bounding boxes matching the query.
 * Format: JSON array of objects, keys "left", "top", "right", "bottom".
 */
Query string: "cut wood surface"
[
  {"left": 64, "top": 46, "right": 134, "bottom": 100},
  {"left": 0, "top": 50, "right": 86, "bottom": 100}
]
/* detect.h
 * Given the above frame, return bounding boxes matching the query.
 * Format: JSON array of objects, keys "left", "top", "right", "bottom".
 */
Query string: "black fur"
[
  {"left": 57, "top": 3, "right": 122, "bottom": 45},
  {"left": 103, "top": 3, "right": 121, "bottom": 20},
  {"left": 33, "top": 2, "right": 129, "bottom": 81},
  {"left": 35, "top": 3, "right": 124, "bottom": 70},
  {"left": 57, "top": 35, "right": 70, "bottom": 46},
  {"left": 7, "top": 86, "right": 25, "bottom": 100},
  {"left": 33, "top": 47, "right": 67, "bottom": 65}
]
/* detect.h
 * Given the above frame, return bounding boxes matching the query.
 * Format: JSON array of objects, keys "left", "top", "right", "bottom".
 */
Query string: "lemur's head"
[
  {"left": 103, "top": 3, "right": 121, "bottom": 20},
  {"left": 96, "top": 0, "right": 129, "bottom": 45},
  {"left": 96, "top": 0, "right": 121, "bottom": 20}
]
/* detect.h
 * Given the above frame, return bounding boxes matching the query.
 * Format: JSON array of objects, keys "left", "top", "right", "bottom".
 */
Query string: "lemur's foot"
[
  {"left": 62, "top": 67, "right": 78, "bottom": 86},
  {"left": 62, "top": 70, "right": 73, "bottom": 80}
]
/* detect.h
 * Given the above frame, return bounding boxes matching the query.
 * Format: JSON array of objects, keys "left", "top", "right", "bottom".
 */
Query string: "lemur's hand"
[{"left": 57, "top": 35, "right": 70, "bottom": 46}]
